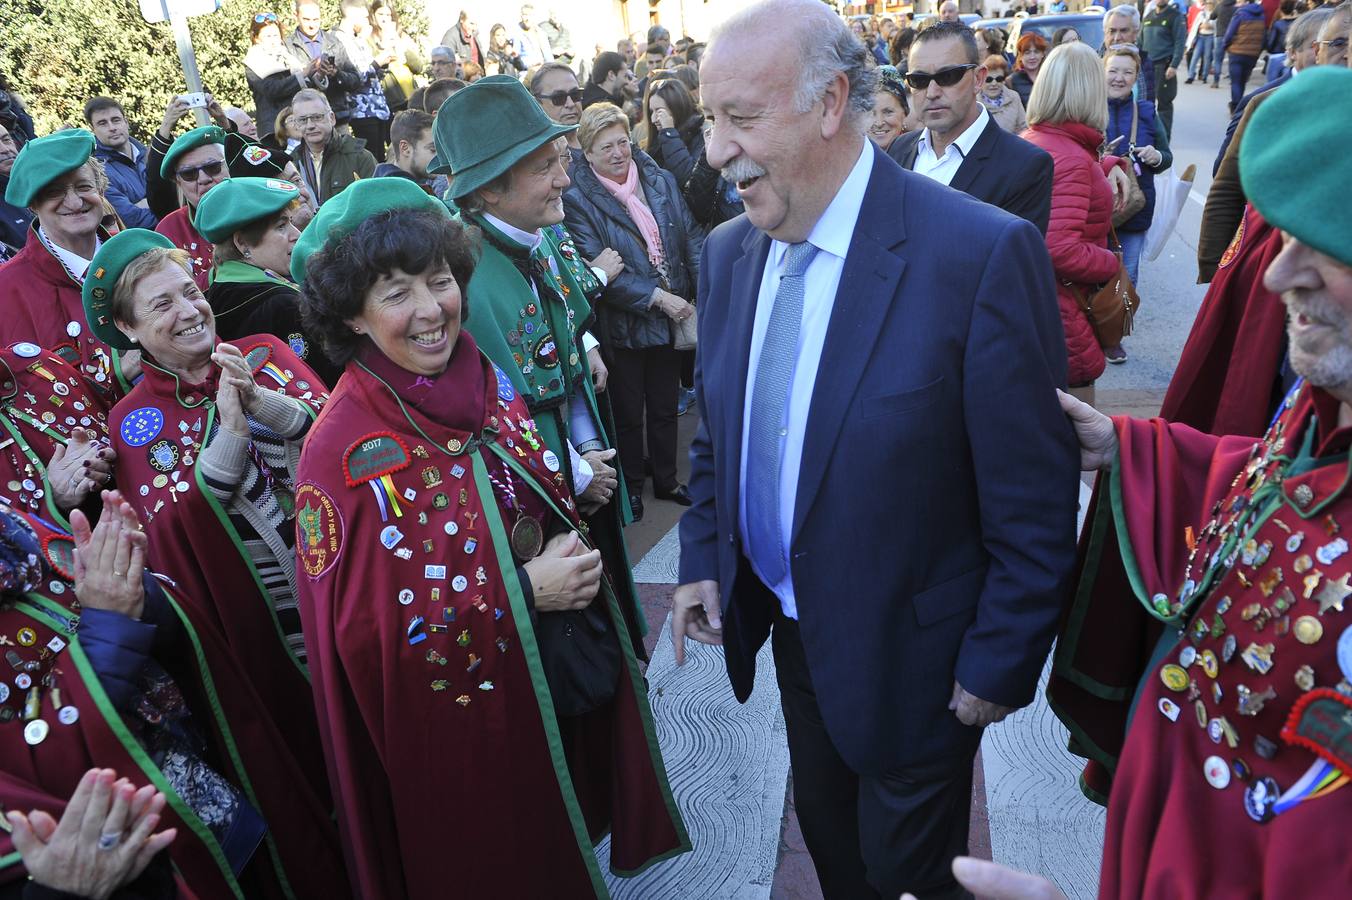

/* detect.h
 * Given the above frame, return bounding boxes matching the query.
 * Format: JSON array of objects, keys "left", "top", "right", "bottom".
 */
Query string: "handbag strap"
[{"left": 1129, "top": 100, "right": 1139, "bottom": 151}]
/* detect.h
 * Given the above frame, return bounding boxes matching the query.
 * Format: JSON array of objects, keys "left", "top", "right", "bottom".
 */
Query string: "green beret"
[
  {"left": 4, "top": 130, "right": 96, "bottom": 208},
  {"left": 195, "top": 177, "right": 301, "bottom": 244},
  {"left": 1241, "top": 67, "right": 1352, "bottom": 268},
  {"left": 290, "top": 178, "right": 450, "bottom": 284},
  {"left": 430, "top": 75, "right": 575, "bottom": 200},
  {"left": 160, "top": 125, "right": 228, "bottom": 178},
  {"left": 82, "top": 229, "right": 176, "bottom": 351}
]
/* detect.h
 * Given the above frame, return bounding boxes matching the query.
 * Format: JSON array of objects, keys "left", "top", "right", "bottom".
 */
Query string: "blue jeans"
[
  {"left": 1190, "top": 34, "right": 1215, "bottom": 79},
  {"left": 1119, "top": 229, "right": 1146, "bottom": 288},
  {"left": 1229, "top": 55, "right": 1258, "bottom": 110},
  {"left": 1211, "top": 39, "right": 1227, "bottom": 84}
]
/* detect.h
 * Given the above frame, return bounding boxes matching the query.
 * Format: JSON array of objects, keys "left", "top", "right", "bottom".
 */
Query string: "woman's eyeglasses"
[
  {"left": 902, "top": 64, "right": 977, "bottom": 91},
  {"left": 253, "top": 12, "right": 278, "bottom": 23},
  {"left": 534, "top": 88, "right": 584, "bottom": 106},
  {"left": 175, "top": 159, "right": 225, "bottom": 182},
  {"left": 985, "top": 74, "right": 1006, "bottom": 84}
]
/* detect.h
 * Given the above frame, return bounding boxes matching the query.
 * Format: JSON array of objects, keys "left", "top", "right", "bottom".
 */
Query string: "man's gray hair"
[
  {"left": 1103, "top": 3, "right": 1141, "bottom": 31},
  {"left": 430, "top": 45, "right": 455, "bottom": 63},
  {"left": 710, "top": 0, "right": 876, "bottom": 127},
  {"left": 1288, "top": 6, "right": 1335, "bottom": 55}
]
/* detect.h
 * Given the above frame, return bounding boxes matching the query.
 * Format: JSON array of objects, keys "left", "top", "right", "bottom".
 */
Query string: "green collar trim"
[{"left": 210, "top": 259, "right": 298, "bottom": 290}]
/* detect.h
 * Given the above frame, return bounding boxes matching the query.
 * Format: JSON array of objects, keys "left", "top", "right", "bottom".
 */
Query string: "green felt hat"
[
  {"left": 225, "top": 132, "right": 287, "bottom": 178},
  {"left": 1241, "top": 67, "right": 1352, "bottom": 269},
  {"left": 430, "top": 74, "right": 575, "bottom": 200},
  {"left": 195, "top": 176, "right": 301, "bottom": 244},
  {"left": 160, "top": 125, "right": 228, "bottom": 178},
  {"left": 4, "top": 130, "right": 96, "bottom": 208},
  {"left": 289, "top": 177, "right": 450, "bottom": 284},
  {"left": 83, "top": 229, "right": 175, "bottom": 351}
]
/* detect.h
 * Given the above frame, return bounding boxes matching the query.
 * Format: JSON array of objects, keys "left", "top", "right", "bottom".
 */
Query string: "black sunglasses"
[
  {"left": 903, "top": 64, "right": 977, "bottom": 91},
  {"left": 535, "top": 88, "right": 584, "bottom": 106},
  {"left": 175, "top": 159, "right": 225, "bottom": 181},
  {"left": 985, "top": 74, "right": 1006, "bottom": 83}
]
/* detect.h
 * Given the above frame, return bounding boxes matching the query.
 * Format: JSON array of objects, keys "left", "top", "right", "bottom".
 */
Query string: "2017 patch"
[
  {"left": 120, "top": 408, "right": 165, "bottom": 447},
  {"left": 147, "top": 439, "right": 179, "bottom": 473},
  {"left": 343, "top": 432, "right": 411, "bottom": 487},
  {"left": 1282, "top": 687, "right": 1352, "bottom": 776},
  {"left": 52, "top": 342, "right": 80, "bottom": 368},
  {"left": 42, "top": 534, "right": 75, "bottom": 580},
  {"left": 296, "top": 482, "right": 343, "bottom": 579}
]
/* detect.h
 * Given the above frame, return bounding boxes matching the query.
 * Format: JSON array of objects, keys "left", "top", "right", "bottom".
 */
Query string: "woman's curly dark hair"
[{"left": 299, "top": 209, "right": 480, "bottom": 366}]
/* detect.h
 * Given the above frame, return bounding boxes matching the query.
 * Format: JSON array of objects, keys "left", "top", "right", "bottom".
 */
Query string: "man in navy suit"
[{"left": 673, "top": 2, "right": 1081, "bottom": 896}]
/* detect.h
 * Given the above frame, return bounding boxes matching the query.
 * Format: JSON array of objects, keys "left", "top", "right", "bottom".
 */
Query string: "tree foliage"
[{"left": 0, "top": 0, "right": 426, "bottom": 139}]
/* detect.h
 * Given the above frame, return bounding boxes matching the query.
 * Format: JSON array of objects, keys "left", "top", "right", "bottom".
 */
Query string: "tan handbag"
[
  {"left": 1111, "top": 102, "right": 1147, "bottom": 228},
  {"left": 1073, "top": 227, "right": 1140, "bottom": 349},
  {"left": 671, "top": 308, "right": 698, "bottom": 351}
]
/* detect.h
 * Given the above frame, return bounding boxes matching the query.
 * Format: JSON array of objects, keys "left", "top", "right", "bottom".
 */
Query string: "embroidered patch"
[
  {"left": 10, "top": 343, "right": 41, "bottom": 359},
  {"left": 42, "top": 534, "right": 75, "bottom": 580},
  {"left": 287, "top": 333, "right": 308, "bottom": 358},
  {"left": 531, "top": 334, "right": 560, "bottom": 370},
  {"left": 120, "top": 407, "right": 165, "bottom": 447},
  {"left": 343, "top": 432, "right": 411, "bottom": 487},
  {"left": 296, "top": 482, "right": 343, "bottom": 579},
  {"left": 1218, "top": 214, "right": 1246, "bottom": 271},
  {"left": 51, "top": 342, "right": 79, "bottom": 368},
  {"left": 1282, "top": 687, "right": 1352, "bottom": 776},
  {"left": 494, "top": 364, "right": 516, "bottom": 402},
  {"left": 147, "top": 439, "right": 179, "bottom": 473},
  {"left": 243, "top": 343, "right": 273, "bottom": 372},
  {"left": 243, "top": 145, "right": 271, "bottom": 165}
]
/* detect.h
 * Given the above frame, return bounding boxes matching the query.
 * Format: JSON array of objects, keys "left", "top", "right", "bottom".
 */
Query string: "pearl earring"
[{"left": 242, "top": 249, "right": 252, "bottom": 259}]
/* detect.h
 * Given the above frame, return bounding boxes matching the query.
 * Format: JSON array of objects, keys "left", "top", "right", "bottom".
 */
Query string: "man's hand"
[
  {"left": 1057, "top": 389, "right": 1118, "bottom": 471},
  {"left": 589, "top": 248, "right": 624, "bottom": 282},
  {"left": 1106, "top": 165, "right": 1131, "bottom": 215},
  {"left": 671, "top": 580, "right": 722, "bottom": 665},
  {"left": 158, "top": 96, "right": 191, "bottom": 140},
  {"left": 1165, "top": 66, "right": 1177, "bottom": 82},
  {"left": 901, "top": 858, "right": 1067, "bottom": 900},
  {"left": 205, "top": 95, "right": 229, "bottom": 129},
  {"left": 949, "top": 681, "right": 1016, "bottom": 727},
  {"left": 577, "top": 448, "right": 618, "bottom": 513},
  {"left": 586, "top": 346, "right": 609, "bottom": 392}
]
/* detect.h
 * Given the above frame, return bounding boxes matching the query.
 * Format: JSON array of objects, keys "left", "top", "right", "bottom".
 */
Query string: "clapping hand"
[
  {"left": 71, "top": 491, "right": 147, "bottom": 620},
  {"left": 7, "top": 768, "right": 177, "bottom": 900},
  {"left": 48, "top": 428, "right": 115, "bottom": 512},
  {"left": 212, "top": 344, "right": 260, "bottom": 437}
]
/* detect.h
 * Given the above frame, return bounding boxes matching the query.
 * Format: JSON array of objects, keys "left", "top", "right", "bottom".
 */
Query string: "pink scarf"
[{"left": 594, "top": 160, "right": 664, "bottom": 269}]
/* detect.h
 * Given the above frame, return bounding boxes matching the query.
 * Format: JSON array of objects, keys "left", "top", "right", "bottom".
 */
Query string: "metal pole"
[{"left": 165, "top": 0, "right": 210, "bottom": 126}]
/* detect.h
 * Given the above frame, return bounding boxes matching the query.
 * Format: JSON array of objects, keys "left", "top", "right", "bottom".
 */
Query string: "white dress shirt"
[
  {"left": 40, "top": 228, "right": 98, "bottom": 282},
  {"left": 912, "top": 105, "right": 990, "bottom": 187},
  {"left": 737, "top": 141, "right": 873, "bottom": 619}
]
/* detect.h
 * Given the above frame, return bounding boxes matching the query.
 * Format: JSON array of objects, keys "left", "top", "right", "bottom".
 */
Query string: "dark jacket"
[
  {"left": 563, "top": 149, "right": 705, "bottom": 351},
  {"left": 1009, "top": 70, "right": 1036, "bottom": 109},
  {"left": 441, "top": 24, "right": 483, "bottom": 67},
  {"left": 679, "top": 142, "right": 1077, "bottom": 774},
  {"left": 1213, "top": 0, "right": 1239, "bottom": 41},
  {"left": 1198, "top": 89, "right": 1273, "bottom": 282},
  {"left": 581, "top": 81, "right": 620, "bottom": 109},
  {"left": 281, "top": 28, "right": 364, "bottom": 122},
  {"left": 1105, "top": 95, "right": 1173, "bottom": 233},
  {"left": 1212, "top": 70, "right": 1288, "bottom": 175},
  {"left": 207, "top": 272, "right": 342, "bottom": 387},
  {"left": 0, "top": 175, "right": 32, "bottom": 255},
  {"left": 887, "top": 114, "right": 1054, "bottom": 234},
  {"left": 1267, "top": 16, "right": 1292, "bottom": 54},
  {"left": 1141, "top": 1, "right": 1188, "bottom": 67},
  {"left": 682, "top": 149, "right": 744, "bottom": 228},
  {"left": 647, "top": 113, "right": 705, "bottom": 185},
  {"left": 246, "top": 65, "right": 306, "bottom": 141},
  {"left": 145, "top": 118, "right": 242, "bottom": 221},
  {"left": 1224, "top": 3, "right": 1267, "bottom": 58},
  {"left": 292, "top": 132, "right": 377, "bottom": 204},
  {"left": 93, "top": 139, "right": 157, "bottom": 229}
]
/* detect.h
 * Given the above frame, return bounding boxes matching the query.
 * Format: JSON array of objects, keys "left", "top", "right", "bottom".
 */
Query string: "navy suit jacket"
[
  {"left": 887, "top": 116, "right": 1054, "bottom": 235},
  {"left": 678, "top": 145, "right": 1080, "bottom": 774}
]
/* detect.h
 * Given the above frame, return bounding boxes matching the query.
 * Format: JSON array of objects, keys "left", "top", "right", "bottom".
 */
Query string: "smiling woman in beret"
[
  {"left": 80, "top": 228, "right": 333, "bottom": 818},
  {"left": 291, "top": 177, "right": 688, "bottom": 898}
]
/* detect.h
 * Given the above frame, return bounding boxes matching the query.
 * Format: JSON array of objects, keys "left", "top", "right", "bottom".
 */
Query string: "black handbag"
[{"left": 533, "top": 604, "right": 622, "bottom": 717}]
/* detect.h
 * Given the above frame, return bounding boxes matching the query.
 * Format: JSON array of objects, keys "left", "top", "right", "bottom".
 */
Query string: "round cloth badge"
[
  {"left": 494, "top": 365, "right": 517, "bottom": 402},
  {"left": 1337, "top": 625, "right": 1352, "bottom": 682},
  {"left": 294, "top": 483, "right": 344, "bottom": 580},
  {"left": 11, "top": 342, "right": 41, "bottom": 359},
  {"left": 120, "top": 408, "right": 165, "bottom": 447}
]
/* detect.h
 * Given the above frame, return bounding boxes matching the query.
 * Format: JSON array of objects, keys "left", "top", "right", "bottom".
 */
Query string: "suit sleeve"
[
  {"left": 677, "top": 234, "right": 720, "bottom": 586},
  {"left": 1007, "top": 147, "right": 1053, "bottom": 235},
  {"left": 955, "top": 217, "right": 1079, "bottom": 708}
]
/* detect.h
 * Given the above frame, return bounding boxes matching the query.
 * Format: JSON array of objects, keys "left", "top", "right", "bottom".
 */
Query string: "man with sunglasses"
[
  {"left": 153, "top": 125, "right": 230, "bottom": 291},
  {"left": 887, "top": 22, "right": 1053, "bottom": 234},
  {"left": 531, "top": 62, "right": 586, "bottom": 169}
]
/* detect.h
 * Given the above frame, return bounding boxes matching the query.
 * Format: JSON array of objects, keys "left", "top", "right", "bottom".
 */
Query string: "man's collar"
[
  {"left": 37, "top": 226, "right": 99, "bottom": 280},
  {"left": 919, "top": 104, "right": 989, "bottom": 159},
  {"left": 482, "top": 212, "right": 544, "bottom": 253}
]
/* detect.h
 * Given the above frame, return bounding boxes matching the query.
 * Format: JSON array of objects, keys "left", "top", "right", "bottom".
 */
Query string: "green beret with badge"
[
  {"left": 1241, "top": 66, "right": 1352, "bottom": 269},
  {"left": 195, "top": 176, "right": 301, "bottom": 244},
  {"left": 3, "top": 129, "right": 96, "bottom": 208},
  {"left": 160, "top": 125, "right": 228, "bottom": 179},
  {"left": 82, "top": 228, "right": 175, "bottom": 351},
  {"left": 289, "top": 177, "right": 450, "bottom": 284},
  {"left": 429, "top": 74, "right": 575, "bottom": 200}
]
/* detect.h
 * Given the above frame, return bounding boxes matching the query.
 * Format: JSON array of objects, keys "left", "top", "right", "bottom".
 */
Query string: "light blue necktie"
[{"left": 746, "top": 240, "right": 818, "bottom": 587}]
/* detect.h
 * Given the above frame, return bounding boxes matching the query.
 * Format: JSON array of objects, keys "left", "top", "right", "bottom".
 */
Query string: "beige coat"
[{"left": 979, "top": 86, "right": 1028, "bottom": 134}]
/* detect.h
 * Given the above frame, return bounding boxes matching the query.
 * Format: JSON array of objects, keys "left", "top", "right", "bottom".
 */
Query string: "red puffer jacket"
[{"left": 1021, "top": 121, "right": 1123, "bottom": 386}]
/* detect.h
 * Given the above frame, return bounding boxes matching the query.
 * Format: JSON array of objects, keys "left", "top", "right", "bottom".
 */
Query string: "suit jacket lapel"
[
  {"left": 947, "top": 117, "right": 998, "bottom": 196},
  {"left": 725, "top": 228, "right": 771, "bottom": 529},
  {"left": 793, "top": 151, "right": 908, "bottom": 539}
]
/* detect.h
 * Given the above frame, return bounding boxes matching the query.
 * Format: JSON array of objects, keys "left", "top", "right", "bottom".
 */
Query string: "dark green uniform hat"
[
  {"left": 1241, "top": 67, "right": 1352, "bottom": 269},
  {"left": 160, "top": 125, "right": 228, "bottom": 178},
  {"left": 195, "top": 176, "right": 301, "bottom": 244},
  {"left": 4, "top": 130, "right": 96, "bottom": 208},
  {"left": 289, "top": 177, "right": 450, "bottom": 284},
  {"left": 82, "top": 228, "right": 176, "bottom": 351},
  {"left": 429, "top": 74, "right": 575, "bottom": 200}
]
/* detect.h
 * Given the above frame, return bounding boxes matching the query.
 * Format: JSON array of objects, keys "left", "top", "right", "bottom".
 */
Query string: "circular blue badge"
[
  {"left": 494, "top": 366, "right": 516, "bottom": 402},
  {"left": 120, "top": 407, "right": 164, "bottom": 447},
  {"left": 1337, "top": 624, "right": 1352, "bottom": 683},
  {"left": 10, "top": 342, "right": 40, "bottom": 359}
]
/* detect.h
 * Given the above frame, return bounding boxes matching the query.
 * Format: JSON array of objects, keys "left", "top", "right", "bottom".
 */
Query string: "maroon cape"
[
  {"left": 1159, "top": 206, "right": 1288, "bottom": 437},
  {"left": 155, "top": 207, "right": 211, "bottom": 292},
  {"left": 108, "top": 334, "right": 329, "bottom": 793},
  {"left": 0, "top": 512, "right": 349, "bottom": 899},
  {"left": 0, "top": 347, "right": 109, "bottom": 522},
  {"left": 1051, "top": 385, "right": 1352, "bottom": 896},
  {"left": 295, "top": 337, "right": 688, "bottom": 898},
  {"left": 0, "top": 228, "right": 129, "bottom": 406}
]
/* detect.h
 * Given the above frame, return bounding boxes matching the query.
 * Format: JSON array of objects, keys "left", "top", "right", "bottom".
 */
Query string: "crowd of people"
[{"left": 0, "top": 0, "right": 1347, "bottom": 896}]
